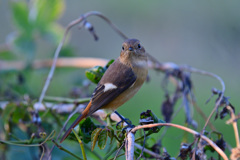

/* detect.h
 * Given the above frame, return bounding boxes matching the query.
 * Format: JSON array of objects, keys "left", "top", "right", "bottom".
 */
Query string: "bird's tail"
[{"left": 60, "top": 100, "right": 92, "bottom": 143}]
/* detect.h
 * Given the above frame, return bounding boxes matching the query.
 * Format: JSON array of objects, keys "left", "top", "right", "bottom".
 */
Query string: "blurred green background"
[{"left": 0, "top": 0, "right": 240, "bottom": 159}]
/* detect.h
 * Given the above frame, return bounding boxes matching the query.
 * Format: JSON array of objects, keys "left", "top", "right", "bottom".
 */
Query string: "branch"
[
  {"left": 126, "top": 123, "right": 228, "bottom": 160},
  {"left": 125, "top": 128, "right": 135, "bottom": 160},
  {"left": 0, "top": 58, "right": 109, "bottom": 70},
  {"left": 52, "top": 140, "right": 83, "bottom": 160},
  {"left": 227, "top": 106, "right": 240, "bottom": 148},
  {"left": 134, "top": 143, "right": 162, "bottom": 159}
]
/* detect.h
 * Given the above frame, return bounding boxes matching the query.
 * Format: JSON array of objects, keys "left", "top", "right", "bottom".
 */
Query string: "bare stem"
[
  {"left": 0, "top": 57, "right": 109, "bottom": 70},
  {"left": 72, "top": 129, "right": 87, "bottom": 160},
  {"left": 43, "top": 96, "right": 91, "bottom": 104},
  {"left": 48, "top": 105, "right": 82, "bottom": 159},
  {"left": 227, "top": 106, "right": 240, "bottom": 148},
  {"left": 52, "top": 140, "right": 83, "bottom": 160},
  {"left": 134, "top": 143, "right": 161, "bottom": 159},
  {"left": 180, "top": 66, "right": 225, "bottom": 131},
  {"left": 125, "top": 128, "right": 135, "bottom": 160},
  {"left": 89, "top": 12, "right": 128, "bottom": 40},
  {"left": 130, "top": 123, "right": 228, "bottom": 160},
  {"left": 192, "top": 101, "right": 217, "bottom": 131}
]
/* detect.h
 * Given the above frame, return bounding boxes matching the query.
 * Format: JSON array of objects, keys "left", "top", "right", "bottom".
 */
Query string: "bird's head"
[{"left": 120, "top": 39, "right": 147, "bottom": 67}]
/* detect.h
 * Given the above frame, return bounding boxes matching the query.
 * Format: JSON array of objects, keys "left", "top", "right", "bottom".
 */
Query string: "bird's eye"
[
  {"left": 122, "top": 46, "right": 124, "bottom": 50},
  {"left": 137, "top": 44, "right": 141, "bottom": 49}
]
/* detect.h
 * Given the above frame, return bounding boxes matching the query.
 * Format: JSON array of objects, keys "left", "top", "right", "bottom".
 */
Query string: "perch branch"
[{"left": 125, "top": 128, "right": 135, "bottom": 160}]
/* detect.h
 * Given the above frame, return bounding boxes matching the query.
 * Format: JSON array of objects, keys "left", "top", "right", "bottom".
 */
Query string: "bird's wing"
[{"left": 87, "top": 59, "right": 136, "bottom": 115}]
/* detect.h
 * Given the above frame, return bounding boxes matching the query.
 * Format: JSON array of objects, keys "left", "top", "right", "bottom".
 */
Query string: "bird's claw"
[
  {"left": 122, "top": 124, "right": 135, "bottom": 132},
  {"left": 116, "top": 118, "right": 135, "bottom": 131}
]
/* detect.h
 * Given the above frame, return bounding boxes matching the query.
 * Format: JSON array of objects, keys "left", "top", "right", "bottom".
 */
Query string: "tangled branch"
[{"left": 126, "top": 123, "right": 228, "bottom": 160}]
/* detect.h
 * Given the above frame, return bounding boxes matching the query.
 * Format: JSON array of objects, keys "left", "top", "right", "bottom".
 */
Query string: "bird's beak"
[{"left": 128, "top": 47, "right": 134, "bottom": 51}]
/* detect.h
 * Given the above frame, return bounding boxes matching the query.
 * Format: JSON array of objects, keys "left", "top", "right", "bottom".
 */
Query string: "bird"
[{"left": 60, "top": 38, "right": 148, "bottom": 143}]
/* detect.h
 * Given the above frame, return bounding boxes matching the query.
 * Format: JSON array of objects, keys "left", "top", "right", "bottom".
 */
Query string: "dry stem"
[
  {"left": 128, "top": 123, "right": 228, "bottom": 160},
  {"left": 227, "top": 106, "right": 240, "bottom": 148},
  {"left": 0, "top": 58, "right": 108, "bottom": 70},
  {"left": 134, "top": 143, "right": 162, "bottom": 159},
  {"left": 180, "top": 66, "right": 225, "bottom": 131}
]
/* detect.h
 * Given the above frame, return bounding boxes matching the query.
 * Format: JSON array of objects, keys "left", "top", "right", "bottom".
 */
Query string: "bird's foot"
[{"left": 114, "top": 111, "right": 135, "bottom": 131}]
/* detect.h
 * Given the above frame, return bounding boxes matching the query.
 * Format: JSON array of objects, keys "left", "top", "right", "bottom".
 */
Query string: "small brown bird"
[{"left": 60, "top": 39, "right": 148, "bottom": 143}]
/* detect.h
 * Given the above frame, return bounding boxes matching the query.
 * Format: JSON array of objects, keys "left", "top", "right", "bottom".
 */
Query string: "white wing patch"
[
  {"left": 104, "top": 83, "right": 117, "bottom": 92},
  {"left": 130, "top": 81, "right": 136, "bottom": 88}
]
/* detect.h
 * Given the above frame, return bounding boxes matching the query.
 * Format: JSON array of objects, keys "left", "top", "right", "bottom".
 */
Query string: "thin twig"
[
  {"left": 103, "top": 146, "right": 118, "bottom": 160},
  {"left": 40, "top": 144, "right": 45, "bottom": 160},
  {"left": 38, "top": 21, "right": 74, "bottom": 106},
  {"left": 227, "top": 106, "right": 240, "bottom": 148},
  {"left": 52, "top": 140, "right": 83, "bottom": 160},
  {"left": 44, "top": 96, "right": 91, "bottom": 104},
  {"left": 72, "top": 129, "right": 87, "bottom": 160},
  {"left": 137, "top": 130, "right": 146, "bottom": 160},
  {"left": 180, "top": 66, "right": 225, "bottom": 131},
  {"left": 191, "top": 100, "right": 217, "bottom": 131},
  {"left": 134, "top": 143, "right": 162, "bottom": 159},
  {"left": 114, "top": 142, "right": 125, "bottom": 160},
  {"left": 110, "top": 153, "right": 125, "bottom": 160},
  {"left": 134, "top": 132, "right": 152, "bottom": 143},
  {"left": 89, "top": 12, "right": 128, "bottom": 40},
  {"left": 0, "top": 130, "right": 55, "bottom": 147},
  {"left": 84, "top": 144, "right": 102, "bottom": 160},
  {"left": 48, "top": 105, "right": 81, "bottom": 159},
  {"left": 226, "top": 114, "right": 240, "bottom": 124},
  {"left": 131, "top": 123, "right": 228, "bottom": 160}
]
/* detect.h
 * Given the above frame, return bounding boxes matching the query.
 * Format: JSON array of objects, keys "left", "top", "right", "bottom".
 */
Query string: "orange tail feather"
[{"left": 60, "top": 100, "right": 92, "bottom": 143}]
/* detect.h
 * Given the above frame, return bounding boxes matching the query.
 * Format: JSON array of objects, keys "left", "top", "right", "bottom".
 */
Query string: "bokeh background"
[{"left": 0, "top": 0, "right": 240, "bottom": 159}]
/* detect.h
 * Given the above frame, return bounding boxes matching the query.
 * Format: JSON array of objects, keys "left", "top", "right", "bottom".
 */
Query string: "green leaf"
[
  {"left": 0, "top": 50, "right": 17, "bottom": 60},
  {"left": 107, "top": 126, "right": 114, "bottom": 144},
  {"left": 78, "top": 117, "right": 97, "bottom": 143},
  {"left": 85, "top": 59, "right": 115, "bottom": 84},
  {"left": 85, "top": 66, "right": 105, "bottom": 84},
  {"left": 41, "top": 23, "right": 64, "bottom": 44},
  {"left": 59, "top": 46, "right": 75, "bottom": 57},
  {"left": 2, "top": 103, "right": 30, "bottom": 125},
  {"left": 11, "top": 1, "right": 32, "bottom": 34},
  {"left": 91, "top": 128, "right": 102, "bottom": 151},
  {"left": 98, "top": 129, "right": 108, "bottom": 150},
  {"left": 35, "top": 0, "right": 64, "bottom": 28},
  {"left": 12, "top": 104, "right": 27, "bottom": 123},
  {"left": 2, "top": 103, "right": 16, "bottom": 124},
  {"left": 104, "top": 59, "right": 114, "bottom": 69},
  {"left": 13, "top": 34, "right": 36, "bottom": 59}
]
